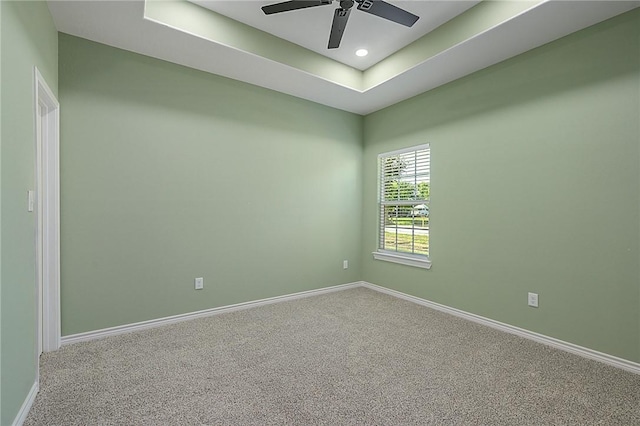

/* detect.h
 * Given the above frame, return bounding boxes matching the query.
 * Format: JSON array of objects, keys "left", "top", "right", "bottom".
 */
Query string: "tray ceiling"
[
  {"left": 48, "top": 0, "right": 640, "bottom": 114},
  {"left": 191, "top": 1, "right": 480, "bottom": 70}
]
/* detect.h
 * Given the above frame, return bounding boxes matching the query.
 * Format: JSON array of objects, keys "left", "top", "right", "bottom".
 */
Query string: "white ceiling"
[
  {"left": 191, "top": 1, "right": 480, "bottom": 70},
  {"left": 48, "top": 1, "right": 640, "bottom": 115}
]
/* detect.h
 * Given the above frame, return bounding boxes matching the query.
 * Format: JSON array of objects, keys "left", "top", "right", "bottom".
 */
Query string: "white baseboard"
[
  {"left": 360, "top": 281, "right": 640, "bottom": 375},
  {"left": 61, "top": 282, "right": 361, "bottom": 346},
  {"left": 60, "top": 280, "right": 640, "bottom": 375},
  {"left": 12, "top": 381, "right": 39, "bottom": 426}
]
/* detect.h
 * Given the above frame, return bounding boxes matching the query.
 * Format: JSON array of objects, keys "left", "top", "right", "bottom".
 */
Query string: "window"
[{"left": 373, "top": 144, "right": 431, "bottom": 269}]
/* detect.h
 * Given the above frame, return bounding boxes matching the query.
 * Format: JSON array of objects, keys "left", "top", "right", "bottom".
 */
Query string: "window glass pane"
[{"left": 382, "top": 205, "right": 429, "bottom": 256}]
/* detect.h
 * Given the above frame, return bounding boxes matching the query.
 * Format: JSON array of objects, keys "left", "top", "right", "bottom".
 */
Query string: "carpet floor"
[{"left": 25, "top": 287, "right": 640, "bottom": 425}]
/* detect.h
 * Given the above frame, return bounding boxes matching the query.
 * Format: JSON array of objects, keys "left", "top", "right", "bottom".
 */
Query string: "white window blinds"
[{"left": 378, "top": 144, "right": 430, "bottom": 257}]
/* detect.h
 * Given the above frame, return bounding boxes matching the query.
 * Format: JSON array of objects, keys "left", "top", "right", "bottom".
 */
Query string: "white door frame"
[{"left": 34, "top": 67, "right": 60, "bottom": 354}]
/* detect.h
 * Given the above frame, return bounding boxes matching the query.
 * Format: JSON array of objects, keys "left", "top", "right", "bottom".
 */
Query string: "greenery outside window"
[{"left": 374, "top": 144, "right": 431, "bottom": 269}]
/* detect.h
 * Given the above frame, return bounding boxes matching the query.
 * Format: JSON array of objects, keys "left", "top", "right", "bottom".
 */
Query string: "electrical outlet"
[
  {"left": 195, "top": 277, "right": 204, "bottom": 290},
  {"left": 343, "top": 260, "right": 348, "bottom": 269},
  {"left": 528, "top": 292, "right": 538, "bottom": 308}
]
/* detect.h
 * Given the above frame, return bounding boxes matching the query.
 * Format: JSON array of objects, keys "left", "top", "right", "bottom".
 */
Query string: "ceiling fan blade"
[
  {"left": 328, "top": 8, "right": 351, "bottom": 49},
  {"left": 262, "top": 0, "right": 332, "bottom": 15},
  {"left": 356, "top": 0, "right": 418, "bottom": 27}
]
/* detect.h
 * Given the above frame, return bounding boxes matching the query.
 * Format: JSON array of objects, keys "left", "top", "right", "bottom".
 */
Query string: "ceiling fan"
[{"left": 261, "top": 0, "right": 419, "bottom": 49}]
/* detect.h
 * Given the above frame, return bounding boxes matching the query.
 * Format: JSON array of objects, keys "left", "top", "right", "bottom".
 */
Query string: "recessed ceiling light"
[{"left": 355, "top": 49, "right": 368, "bottom": 57}]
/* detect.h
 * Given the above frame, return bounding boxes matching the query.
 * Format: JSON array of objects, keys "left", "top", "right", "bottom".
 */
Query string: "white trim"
[
  {"left": 35, "top": 102, "right": 43, "bottom": 357},
  {"left": 61, "top": 282, "right": 361, "bottom": 345},
  {"left": 377, "top": 144, "right": 431, "bottom": 263},
  {"left": 12, "top": 381, "right": 39, "bottom": 426},
  {"left": 360, "top": 282, "right": 640, "bottom": 375},
  {"left": 373, "top": 251, "right": 432, "bottom": 269},
  {"left": 377, "top": 143, "right": 431, "bottom": 159},
  {"left": 34, "top": 67, "right": 61, "bottom": 354},
  {"left": 59, "top": 280, "right": 640, "bottom": 374}
]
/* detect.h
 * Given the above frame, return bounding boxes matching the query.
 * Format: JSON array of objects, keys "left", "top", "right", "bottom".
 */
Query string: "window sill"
[{"left": 372, "top": 251, "right": 432, "bottom": 269}]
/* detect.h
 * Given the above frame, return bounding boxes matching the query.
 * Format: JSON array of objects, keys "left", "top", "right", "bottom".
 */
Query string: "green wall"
[
  {"left": 0, "top": 0, "right": 3, "bottom": 417},
  {"left": 58, "top": 34, "right": 363, "bottom": 336},
  {"left": 362, "top": 10, "right": 640, "bottom": 363},
  {"left": 0, "top": 1, "right": 58, "bottom": 424},
  {"left": 0, "top": 0, "right": 3, "bottom": 418}
]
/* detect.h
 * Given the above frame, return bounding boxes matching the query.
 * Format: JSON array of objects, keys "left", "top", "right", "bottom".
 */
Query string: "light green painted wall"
[
  {"left": 362, "top": 10, "right": 640, "bottom": 362},
  {"left": 0, "top": 1, "right": 58, "bottom": 424},
  {"left": 0, "top": 0, "right": 3, "bottom": 420},
  {"left": 58, "top": 34, "right": 363, "bottom": 336}
]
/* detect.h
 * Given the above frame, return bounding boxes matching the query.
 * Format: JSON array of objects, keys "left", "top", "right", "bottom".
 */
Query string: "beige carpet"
[{"left": 25, "top": 287, "right": 640, "bottom": 425}]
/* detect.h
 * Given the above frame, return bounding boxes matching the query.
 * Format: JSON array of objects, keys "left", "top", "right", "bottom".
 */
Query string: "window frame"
[{"left": 373, "top": 143, "right": 432, "bottom": 270}]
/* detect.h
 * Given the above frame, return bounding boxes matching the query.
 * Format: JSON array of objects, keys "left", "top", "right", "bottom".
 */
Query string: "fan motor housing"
[{"left": 340, "top": 0, "right": 354, "bottom": 10}]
